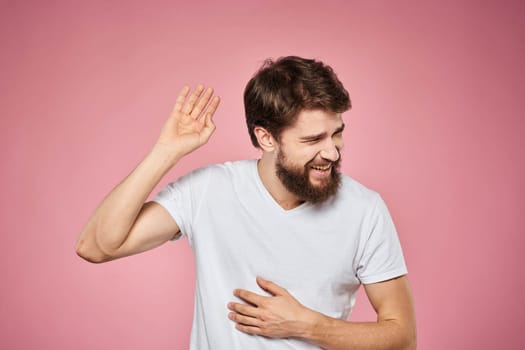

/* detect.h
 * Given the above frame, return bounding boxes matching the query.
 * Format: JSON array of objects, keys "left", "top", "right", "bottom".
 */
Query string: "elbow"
[
  {"left": 403, "top": 324, "right": 417, "bottom": 350},
  {"left": 75, "top": 238, "right": 113, "bottom": 264},
  {"left": 405, "top": 336, "right": 417, "bottom": 350},
  {"left": 76, "top": 248, "right": 105, "bottom": 264},
  {"left": 387, "top": 319, "right": 417, "bottom": 350}
]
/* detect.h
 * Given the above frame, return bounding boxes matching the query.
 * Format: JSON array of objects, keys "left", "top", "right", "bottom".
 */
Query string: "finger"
[
  {"left": 256, "top": 276, "right": 288, "bottom": 296},
  {"left": 181, "top": 84, "right": 205, "bottom": 115},
  {"left": 204, "top": 95, "right": 220, "bottom": 120},
  {"left": 234, "top": 288, "right": 267, "bottom": 306},
  {"left": 190, "top": 87, "right": 214, "bottom": 119},
  {"left": 198, "top": 116, "right": 216, "bottom": 144},
  {"left": 235, "top": 324, "right": 264, "bottom": 336},
  {"left": 228, "top": 312, "right": 262, "bottom": 327},
  {"left": 198, "top": 96, "right": 220, "bottom": 141},
  {"left": 228, "top": 302, "right": 259, "bottom": 317},
  {"left": 172, "top": 85, "right": 190, "bottom": 113}
]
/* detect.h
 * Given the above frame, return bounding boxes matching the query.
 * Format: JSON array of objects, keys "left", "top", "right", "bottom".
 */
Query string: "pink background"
[{"left": 1, "top": 0, "right": 524, "bottom": 349}]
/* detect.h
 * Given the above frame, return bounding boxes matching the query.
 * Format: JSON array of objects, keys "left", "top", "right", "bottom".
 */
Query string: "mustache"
[{"left": 306, "top": 150, "right": 341, "bottom": 168}]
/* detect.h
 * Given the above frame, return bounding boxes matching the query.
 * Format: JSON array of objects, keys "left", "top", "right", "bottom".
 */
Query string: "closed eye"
[
  {"left": 333, "top": 124, "right": 345, "bottom": 136},
  {"left": 302, "top": 137, "right": 322, "bottom": 144},
  {"left": 299, "top": 124, "right": 345, "bottom": 143}
]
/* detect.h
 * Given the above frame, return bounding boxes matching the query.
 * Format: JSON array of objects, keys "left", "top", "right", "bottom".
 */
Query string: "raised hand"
[{"left": 156, "top": 85, "right": 220, "bottom": 159}]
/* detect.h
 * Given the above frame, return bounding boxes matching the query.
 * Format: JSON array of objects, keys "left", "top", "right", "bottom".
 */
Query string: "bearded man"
[{"left": 76, "top": 56, "right": 416, "bottom": 350}]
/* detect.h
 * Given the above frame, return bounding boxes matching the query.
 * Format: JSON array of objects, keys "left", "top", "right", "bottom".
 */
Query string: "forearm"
[
  {"left": 77, "top": 144, "right": 181, "bottom": 258},
  {"left": 76, "top": 85, "right": 219, "bottom": 262},
  {"left": 303, "top": 314, "right": 416, "bottom": 350}
]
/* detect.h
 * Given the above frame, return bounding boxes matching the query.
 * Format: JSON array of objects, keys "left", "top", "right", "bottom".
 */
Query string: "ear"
[{"left": 254, "top": 126, "right": 277, "bottom": 152}]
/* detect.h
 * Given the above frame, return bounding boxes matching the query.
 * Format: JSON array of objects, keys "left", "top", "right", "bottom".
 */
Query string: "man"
[{"left": 76, "top": 56, "right": 416, "bottom": 349}]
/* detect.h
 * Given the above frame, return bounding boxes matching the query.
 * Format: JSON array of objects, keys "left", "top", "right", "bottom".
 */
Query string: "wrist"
[
  {"left": 294, "top": 309, "right": 325, "bottom": 339},
  {"left": 150, "top": 143, "right": 184, "bottom": 167},
  {"left": 299, "top": 311, "right": 332, "bottom": 341},
  {"left": 139, "top": 144, "right": 183, "bottom": 180}
]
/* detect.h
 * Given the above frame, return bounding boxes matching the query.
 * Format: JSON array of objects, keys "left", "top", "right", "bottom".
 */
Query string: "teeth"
[{"left": 311, "top": 164, "right": 330, "bottom": 171}]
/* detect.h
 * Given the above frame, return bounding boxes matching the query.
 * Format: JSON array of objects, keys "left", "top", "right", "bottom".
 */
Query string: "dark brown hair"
[{"left": 244, "top": 56, "right": 351, "bottom": 148}]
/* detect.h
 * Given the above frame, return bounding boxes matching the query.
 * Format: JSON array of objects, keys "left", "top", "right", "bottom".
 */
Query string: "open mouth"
[
  {"left": 309, "top": 164, "right": 333, "bottom": 180},
  {"left": 310, "top": 164, "right": 331, "bottom": 171}
]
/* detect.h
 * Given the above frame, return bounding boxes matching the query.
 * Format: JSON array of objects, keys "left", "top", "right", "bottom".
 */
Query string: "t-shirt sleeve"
[
  {"left": 356, "top": 194, "right": 408, "bottom": 284},
  {"left": 152, "top": 166, "right": 212, "bottom": 243}
]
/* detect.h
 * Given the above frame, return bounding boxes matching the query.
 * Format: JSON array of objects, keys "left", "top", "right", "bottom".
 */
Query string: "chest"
[{"left": 191, "top": 194, "right": 365, "bottom": 311}]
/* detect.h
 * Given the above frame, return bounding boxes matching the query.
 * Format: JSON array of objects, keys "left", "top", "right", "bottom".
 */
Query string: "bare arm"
[
  {"left": 228, "top": 276, "right": 416, "bottom": 350},
  {"left": 75, "top": 85, "right": 220, "bottom": 263},
  {"left": 304, "top": 276, "right": 416, "bottom": 349}
]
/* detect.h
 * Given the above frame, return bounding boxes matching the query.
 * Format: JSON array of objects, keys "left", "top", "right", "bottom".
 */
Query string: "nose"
[{"left": 319, "top": 142, "right": 340, "bottom": 162}]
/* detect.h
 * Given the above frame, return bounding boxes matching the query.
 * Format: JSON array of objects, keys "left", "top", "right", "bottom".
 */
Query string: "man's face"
[{"left": 275, "top": 109, "right": 345, "bottom": 204}]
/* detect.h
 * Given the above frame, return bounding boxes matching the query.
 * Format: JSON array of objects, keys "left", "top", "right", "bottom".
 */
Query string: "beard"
[{"left": 275, "top": 150, "right": 342, "bottom": 205}]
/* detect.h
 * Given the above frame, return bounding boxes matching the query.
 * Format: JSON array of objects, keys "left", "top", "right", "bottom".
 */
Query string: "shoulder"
[
  {"left": 309, "top": 174, "right": 381, "bottom": 219},
  {"left": 212, "top": 159, "right": 256, "bottom": 173},
  {"left": 337, "top": 175, "right": 396, "bottom": 231},
  {"left": 180, "top": 159, "right": 256, "bottom": 185},
  {"left": 192, "top": 159, "right": 255, "bottom": 177},
  {"left": 338, "top": 174, "right": 381, "bottom": 205}
]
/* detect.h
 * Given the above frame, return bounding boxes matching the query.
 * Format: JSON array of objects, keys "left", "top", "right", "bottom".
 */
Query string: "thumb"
[{"left": 199, "top": 111, "right": 216, "bottom": 143}]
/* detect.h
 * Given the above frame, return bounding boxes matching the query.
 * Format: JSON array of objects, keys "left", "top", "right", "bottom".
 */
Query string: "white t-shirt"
[{"left": 154, "top": 159, "right": 407, "bottom": 349}]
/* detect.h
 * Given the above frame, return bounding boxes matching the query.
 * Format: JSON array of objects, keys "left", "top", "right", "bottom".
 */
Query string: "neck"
[{"left": 257, "top": 155, "right": 304, "bottom": 210}]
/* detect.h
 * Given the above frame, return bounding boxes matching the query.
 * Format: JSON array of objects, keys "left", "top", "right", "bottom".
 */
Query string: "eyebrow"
[{"left": 299, "top": 123, "right": 345, "bottom": 141}]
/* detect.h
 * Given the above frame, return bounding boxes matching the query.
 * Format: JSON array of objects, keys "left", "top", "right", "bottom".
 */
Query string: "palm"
[{"left": 157, "top": 85, "right": 220, "bottom": 155}]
